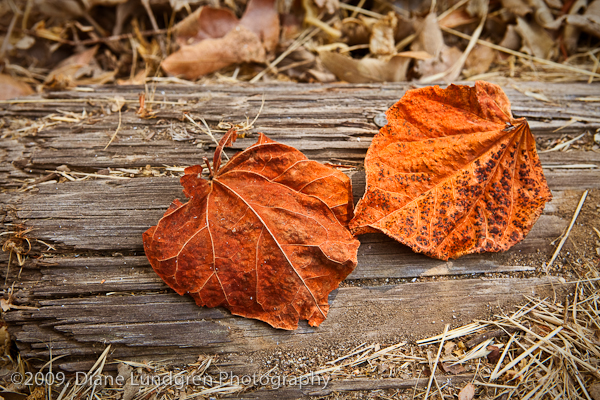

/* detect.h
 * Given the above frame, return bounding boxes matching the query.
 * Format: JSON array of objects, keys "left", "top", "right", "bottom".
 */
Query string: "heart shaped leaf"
[
  {"left": 350, "top": 81, "right": 552, "bottom": 260},
  {"left": 143, "top": 130, "right": 359, "bottom": 330}
]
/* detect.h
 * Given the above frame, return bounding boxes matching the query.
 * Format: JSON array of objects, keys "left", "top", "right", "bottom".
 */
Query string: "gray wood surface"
[
  {"left": 0, "top": 82, "right": 596, "bottom": 376},
  {"left": 5, "top": 277, "right": 563, "bottom": 372}
]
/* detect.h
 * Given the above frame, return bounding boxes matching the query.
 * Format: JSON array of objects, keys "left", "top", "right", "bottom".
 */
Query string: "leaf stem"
[{"left": 203, "top": 157, "right": 213, "bottom": 178}]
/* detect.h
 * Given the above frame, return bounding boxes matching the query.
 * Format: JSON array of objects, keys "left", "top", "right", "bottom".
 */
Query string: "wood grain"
[
  {"left": 6, "top": 277, "right": 564, "bottom": 371},
  {"left": 0, "top": 82, "right": 594, "bottom": 374}
]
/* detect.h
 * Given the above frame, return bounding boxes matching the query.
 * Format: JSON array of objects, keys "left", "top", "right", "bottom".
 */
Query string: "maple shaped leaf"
[
  {"left": 143, "top": 130, "right": 359, "bottom": 330},
  {"left": 350, "top": 81, "right": 552, "bottom": 260}
]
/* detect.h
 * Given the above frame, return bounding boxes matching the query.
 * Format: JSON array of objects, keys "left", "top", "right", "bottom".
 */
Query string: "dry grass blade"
[
  {"left": 104, "top": 108, "right": 122, "bottom": 150},
  {"left": 506, "top": 317, "right": 600, "bottom": 379},
  {"left": 547, "top": 190, "right": 588, "bottom": 269},
  {"left": 417, "top": 322, "right": 487, "bottom": 345},
  {"left": 442, "top": 26, "right": 600, "bottom": 79},
  {"left": 451, "top": 338, "right": 495, "bottom": 365},
  {"left": 492, "top": 327, "right": 562, "bottom": 380},
  {"left": 183, "top": 113, "right": 221, "bottom": 148},
  {"left": 423, "top": 324, "right": 448, "bottom": 400},
  {"left": 541, "top": 133, "right": 585, "bottom": 152}
]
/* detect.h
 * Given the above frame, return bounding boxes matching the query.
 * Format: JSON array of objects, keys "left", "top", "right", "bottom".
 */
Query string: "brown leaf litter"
[{"left": 0, "top": 0, "right": 599, "bottom": 91}]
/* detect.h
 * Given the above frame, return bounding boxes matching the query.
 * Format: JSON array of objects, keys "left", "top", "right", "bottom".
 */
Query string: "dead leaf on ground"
[
  {"left": 501, "top": 0, "right": 532, "bottom": 18},
  {"left": 515, "top": 17, "right": 556, "bottom": 59},
  {"left": 319, "top": 51, "right": 411, "bottom": 82},
  {"left": 564, "top": 0, "right": 600, "bottom": 40},
  {"left": 443, "top": 340, "right": 456, "bottom": 356},
  {"left": 499, "top": 25, "right": 521, "bottom": 51},
  {"left": 174, "top": 7, "right": 239, "bottom": 45},
  {"left": 528, "top": 0, "right": 555, "bottom": 28},
  {"left": 143, "top": 130, "right": 359, "bottom": 330},
  {"left": 415, "top": 46, "right": 462, "bottom": 80},
  {"left": 487, "top": 345, "right": 501, "bottom": 363},
  {"left": 162, "top": 25, "right": 267, "bottom": 80},
  {"left": 44, "top": 46, "right": 116, "bottom": 90},
  {"left": 0, "top": 74, "right": 34, "bottom": 100},
  {"left": 412, "top": 13, "right": 444, "bottom": 58},
  {"left": 439, "top": 9, "right": 477, "bottom": 29},
  {"left": 563, "top": 0, "right": 588, "bottom": 53},
  {"left": 411, "top": 12, "right": 462, "bottom": 80},
  {"left": 83, "top": 0, "right": 128, "bottom": 7},
  {"left": 395, "top": 14, "right": 416, "bottom": 43},
  {"left": 440, "top": 361, "right": 467, "bottom": 374},
  {"left": 464, "top": 45, "right": 497, "bottom": 76},
  {"left": 458, "top": 383, "right": 476, "bottom": 400},
  {"left": 162, "top": 0, "right": 280, "bottom": 80},
  {"left": 350, "top": 81, "right": 552, "bottom": 260},
  {"left": 589, "top": 382, "right": 600, "bottom": 400},
  {"left": 35, "top": 0, "right": 86, "bottom": 19}
]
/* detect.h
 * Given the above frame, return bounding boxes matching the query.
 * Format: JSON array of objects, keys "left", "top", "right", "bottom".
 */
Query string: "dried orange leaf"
[
  {"left": 350, "top": 81, "right": 552, "bottom": 260},
  {"left": 144, "top": 131, "right": 359, "bottom": 330}
]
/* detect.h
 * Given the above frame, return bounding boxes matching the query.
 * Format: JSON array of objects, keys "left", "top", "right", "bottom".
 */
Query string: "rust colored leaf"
[
  {"left": 350, "top": 81, "right": 552, "bottom": 260},
  {"left": 143, "top": 130, "right": 359, "bottom": 330}
]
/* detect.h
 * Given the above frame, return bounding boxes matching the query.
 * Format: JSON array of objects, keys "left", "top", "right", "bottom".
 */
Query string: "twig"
[
  {"left": 441, "top": 26, "right": 600, "bottom": 79},
  {"left": 547, "top": 190, "right": 588, "bottom": 269},
  {"left": 423, "top": 324, "right": 448, "bottom": 400}
]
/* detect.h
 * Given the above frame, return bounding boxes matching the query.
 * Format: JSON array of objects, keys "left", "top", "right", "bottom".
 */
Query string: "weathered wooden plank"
[
  {"left": 1, "top": 81, "right": 596, "bottom": 376},
  {"left": 1, "top": 82, "right": 599, "bottom": 189},
  {"left": 7, "top": 173, "right": 581, "bottom": 252},
  {"left": 27, "top": 251, "right": 536, "bottom": 299},
  {"left": 4, "top": 173, "right": 579, "bottom": 290},
  {"left": 6, "top": 277, "right": 566, "bottom": 371}
]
